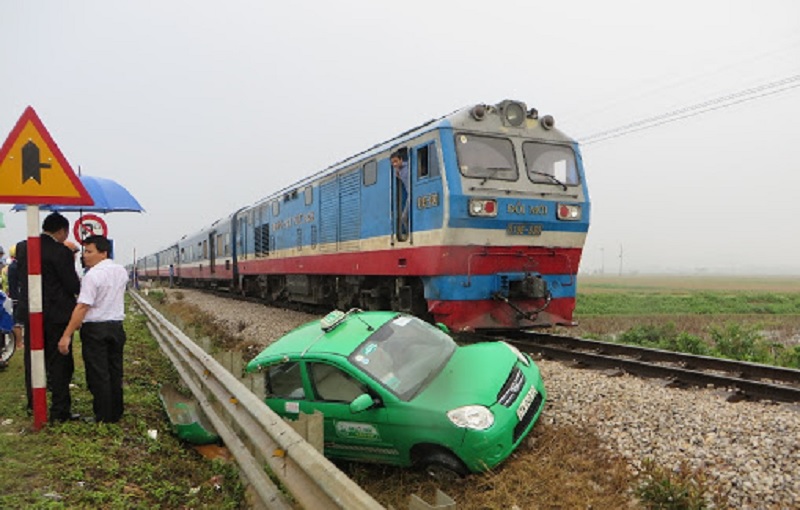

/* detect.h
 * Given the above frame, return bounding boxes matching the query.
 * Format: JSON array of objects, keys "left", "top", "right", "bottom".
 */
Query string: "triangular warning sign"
[{"left": 0, "top": 106, "right": 93, "bottom": 205}]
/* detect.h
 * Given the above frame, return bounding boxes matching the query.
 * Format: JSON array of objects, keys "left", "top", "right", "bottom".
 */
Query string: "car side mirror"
[{"left": 349, "top": 393, "right": 375, "bottom": 413}]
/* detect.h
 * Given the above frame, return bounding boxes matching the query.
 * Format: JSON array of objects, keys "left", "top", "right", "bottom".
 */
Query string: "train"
[{"left": 135, "top": 99, "right": 591, "bottom": 331}]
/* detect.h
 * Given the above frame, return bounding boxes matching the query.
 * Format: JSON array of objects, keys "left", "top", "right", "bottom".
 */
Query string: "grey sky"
[{"left": 1, "top": 0, "right": 799, "bottom": 274}]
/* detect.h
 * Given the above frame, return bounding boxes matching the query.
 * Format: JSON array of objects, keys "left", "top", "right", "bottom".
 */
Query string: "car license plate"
[
  {"left": 516, "top": 386, "right": 538, "bottom": 420},
  {"left": 506, "top": 223, "right": 543, "bottom": 236}
]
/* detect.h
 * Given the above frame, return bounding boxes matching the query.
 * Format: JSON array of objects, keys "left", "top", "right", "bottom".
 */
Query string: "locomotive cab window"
[
  {"left": 416, "top": 143, "right": 440, "bottom": 179},
  {"left": 523, "top": 142, "right": 579, "bottom": 186},
  {"left": 304, "top": 186, "right": 313, "bottom": 206},
  {"left": 455, "top": 134, "right": 517, "bottom": 181},
  {"left": 363, "top": 160, "right": 377, "bottom": 186}
]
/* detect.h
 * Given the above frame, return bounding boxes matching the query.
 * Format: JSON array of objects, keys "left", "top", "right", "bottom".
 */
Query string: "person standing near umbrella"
[
  {"left": 5, "top": 244, "right": 23, "bottom": 350},
  {"left": 58, "top": 235, "right": 128, "bottom": 423},
  {"left": 16, "top": 212, "right": 81, "bottom": 421}
]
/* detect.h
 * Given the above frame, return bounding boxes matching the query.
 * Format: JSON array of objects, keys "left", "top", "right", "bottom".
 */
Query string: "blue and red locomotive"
[{"left": 137, "top": 100, "right": 590, "bottom": 331}]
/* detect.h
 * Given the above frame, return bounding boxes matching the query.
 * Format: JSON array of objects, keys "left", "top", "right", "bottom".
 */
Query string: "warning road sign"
[{"left": 0, "top": 106, "right": 93, "bottom": 205}]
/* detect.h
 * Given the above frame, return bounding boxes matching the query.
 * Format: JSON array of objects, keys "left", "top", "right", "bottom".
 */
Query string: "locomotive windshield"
[
  {"left": 523, "top": 142, "right": 580, "bottom": 186},
  {"left": 455, "top": 134, "right": 518, "bottom": 181}
]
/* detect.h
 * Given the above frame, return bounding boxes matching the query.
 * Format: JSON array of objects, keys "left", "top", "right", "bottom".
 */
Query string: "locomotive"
[{"left": 137, "top": 100, "right": 590, "bottom": 331}]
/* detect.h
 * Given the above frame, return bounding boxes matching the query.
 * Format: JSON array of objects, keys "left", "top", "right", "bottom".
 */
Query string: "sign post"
[{"left": 0, "top": 106, "right": 93, "bottom": 430}]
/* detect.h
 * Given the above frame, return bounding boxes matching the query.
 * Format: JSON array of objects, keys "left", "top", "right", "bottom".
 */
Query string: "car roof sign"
[{"left": 321, "top": 310, "right": 347, "bottom": 332}]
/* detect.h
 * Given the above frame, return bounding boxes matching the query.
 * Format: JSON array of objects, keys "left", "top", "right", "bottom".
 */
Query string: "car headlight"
[
  {"left": 447, "top": 405, "right": 494, "bottom": 430},
  {"left": 503, "top": 342, "right": 530, "bottom": 366}
]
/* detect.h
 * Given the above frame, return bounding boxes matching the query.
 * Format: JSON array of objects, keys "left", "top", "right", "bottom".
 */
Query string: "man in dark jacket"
[
  {"left": 16, "top": 212, "right": 81, "bottom": 421},
  {"left": 7, "top": 244, "right": 23, "bottom": 350}
]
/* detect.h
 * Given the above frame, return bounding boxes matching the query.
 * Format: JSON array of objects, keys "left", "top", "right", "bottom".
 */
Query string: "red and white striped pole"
[{"left": 26, "top": 205, "right": 47, "bottom": 430}]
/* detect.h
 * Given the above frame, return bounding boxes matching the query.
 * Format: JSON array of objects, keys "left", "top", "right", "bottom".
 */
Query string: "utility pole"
[
  {"left": 618, "top": 244, "right": 624, "bottom": 276},
  {"left": 600, "top": 247, "right": 605, "bottom": 275}
]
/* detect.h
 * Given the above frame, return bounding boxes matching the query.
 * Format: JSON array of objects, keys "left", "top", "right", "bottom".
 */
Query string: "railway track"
[
  {"left": 469, "top": 331, "right": 800, "bottom": 403},
  {"left": 157, "top": 286, "right": 800, "bottom": 402}
]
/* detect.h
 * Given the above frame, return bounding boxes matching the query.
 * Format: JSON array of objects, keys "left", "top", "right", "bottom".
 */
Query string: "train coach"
[{"left": 137, "top": 99, "right": 591, "bottom": 331}]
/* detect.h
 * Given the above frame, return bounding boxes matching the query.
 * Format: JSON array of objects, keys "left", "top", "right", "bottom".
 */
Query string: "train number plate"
[
  {"left": 506, "top": 223, "right": 543, "bottom": 236},
  {"left": 516, "top": 386, "right": 538, "bottom": 420}
]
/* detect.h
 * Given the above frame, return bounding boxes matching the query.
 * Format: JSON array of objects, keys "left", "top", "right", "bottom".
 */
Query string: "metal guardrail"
[{"left": 130, "top": 291, "right": 385, "bottom": 510}]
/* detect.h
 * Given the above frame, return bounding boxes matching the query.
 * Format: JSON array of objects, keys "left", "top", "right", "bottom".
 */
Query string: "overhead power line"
[{"left": 579, "top": 74, "right": 800, "bottom": 145}]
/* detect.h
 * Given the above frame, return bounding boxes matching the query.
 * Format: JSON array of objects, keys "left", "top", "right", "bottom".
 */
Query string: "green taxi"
[{"left": 245, "top": 310, "right": 546, "bottom": 477}]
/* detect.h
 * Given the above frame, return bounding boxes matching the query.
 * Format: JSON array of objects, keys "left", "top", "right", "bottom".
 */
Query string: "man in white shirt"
[{"left": 58, "top": 235, "right": 129, "bottom": 423}]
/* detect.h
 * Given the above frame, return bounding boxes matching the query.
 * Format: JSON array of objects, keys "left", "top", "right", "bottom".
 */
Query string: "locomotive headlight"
[
  {"left": 468, "top": 198, "right": 497, "bottom": 217},
  {"left": 557, "top": 203, "right": 581, "bottom": 221},
  {"left": 498, "top": 100, "right": 526, "bottom": 127}
]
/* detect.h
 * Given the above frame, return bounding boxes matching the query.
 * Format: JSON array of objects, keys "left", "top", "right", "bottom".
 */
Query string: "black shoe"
[{"left": 52, "top": 413, "right": 81, "bottom": 423}]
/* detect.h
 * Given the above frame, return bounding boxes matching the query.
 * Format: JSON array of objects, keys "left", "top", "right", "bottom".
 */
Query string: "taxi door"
[{"left": 302, "top": 361, "right": 402, "bottom": 464}]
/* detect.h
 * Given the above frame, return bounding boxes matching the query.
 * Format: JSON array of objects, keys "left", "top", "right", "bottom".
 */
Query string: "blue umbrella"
[{"left": 12, "top": 175, "right": 145, "bottom": 213}]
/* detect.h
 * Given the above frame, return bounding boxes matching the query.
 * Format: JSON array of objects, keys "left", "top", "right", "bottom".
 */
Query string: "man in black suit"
[{"left": 16, "top": 212, "right": 81, "bottom": 422}]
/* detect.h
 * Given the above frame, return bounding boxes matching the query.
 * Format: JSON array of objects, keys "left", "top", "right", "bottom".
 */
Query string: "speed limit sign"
[{"left": 74, "top": 213, "right": 108, "bottom": 243}]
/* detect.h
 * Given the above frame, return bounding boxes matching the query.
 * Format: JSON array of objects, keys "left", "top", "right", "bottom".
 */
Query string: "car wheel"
[{"left": 417, "top": 450, "right": 468, "bottom": 482}]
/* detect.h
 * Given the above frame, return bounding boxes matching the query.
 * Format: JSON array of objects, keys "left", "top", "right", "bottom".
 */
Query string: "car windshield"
[{"left": 348, "top": 316, "right": 457, "bottom": 401}]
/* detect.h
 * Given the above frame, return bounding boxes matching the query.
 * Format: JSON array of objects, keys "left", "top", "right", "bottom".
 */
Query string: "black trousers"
[
  {"left": 46, "top": 321, "right": 74, "bottom": 420},
  {"left": 23, "top": 319, "right": 75, "bottom": 420},
  {"left": 23, "top": 319, "right": 30, "bottom": 410},
  {"left": 80, "top": 321, "right": 126, "bottom": 423}
]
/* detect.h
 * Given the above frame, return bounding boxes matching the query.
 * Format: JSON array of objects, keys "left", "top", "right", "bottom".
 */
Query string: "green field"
[
  {"left": 563, "top": 275, "right": 800, "bottom": 367},
  {"left": 578, "top": 274, "right": 800, "bottom": 294}
]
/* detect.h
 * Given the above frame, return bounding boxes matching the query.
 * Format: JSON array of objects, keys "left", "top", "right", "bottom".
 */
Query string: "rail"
[
  {"left": 489, "top": 330, "right": 800, "bottom": 403},
  {"left": 129, "top": 291, "right": 385, "bottom": 510}
]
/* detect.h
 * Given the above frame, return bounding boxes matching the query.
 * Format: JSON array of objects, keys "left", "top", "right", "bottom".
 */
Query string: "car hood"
[{"left": 412, "top": 342, "right": 517, "bottom": 408}]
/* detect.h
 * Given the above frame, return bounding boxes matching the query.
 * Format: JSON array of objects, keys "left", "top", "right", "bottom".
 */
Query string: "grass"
[
  {"left": 344, "top": 422, "right": 635, "bottom": 510},
  {"left": 576, "top": 292, "right": 800, "bottom": 315},
  {"left": 578, "top": 275, "right": 800, "bottom": 294},
  {"left": 0, "top": 301, "right": 246, "bottom": 508},
  {"left": 565, "top": 275, "right": 800, "bottom": 368},
  {"left": 12, "top": 276, "right": 784, "bottom": 508},
  {"left": 634, "top": 458, "right": 725, "bottom": 510}
]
